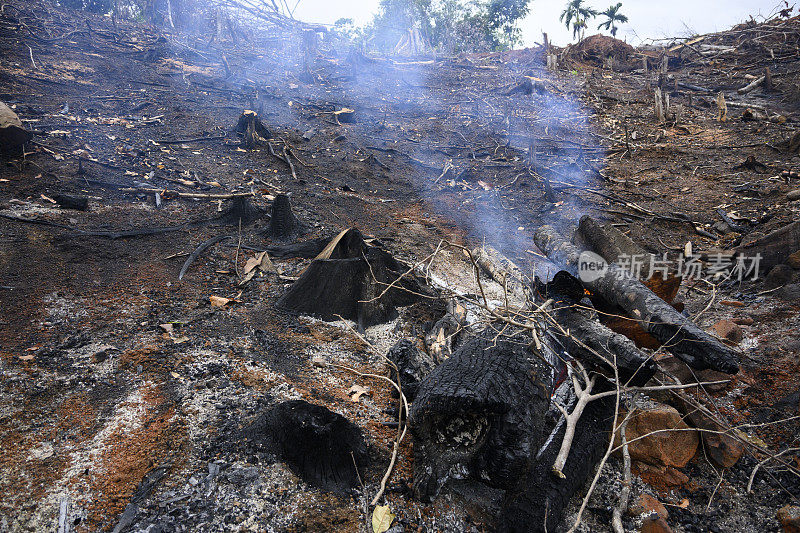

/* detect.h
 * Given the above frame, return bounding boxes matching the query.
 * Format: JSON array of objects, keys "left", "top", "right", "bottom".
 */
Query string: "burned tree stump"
[
  {"left": 235, "top": 110, "right": 270, "bottom": 147},
  {"left": 534, "top": 225, "right": 739, "bottom": 374},
  {"left": 0, "top": 101, "right": 31, "bottom": 154},
  {"left": 409, "top": 332, "right": 554, "bottom": 502},
  {"left": 734, "top": 220, "right": 800, "bottom": 271},
  {"left": 242, "top": 400, "right": 368, "bottom": 492},
  {"left": 262, "top": 193, "right": 303, "bottom": 241},
  {"left": 499, "top": 396, "right": 615, "bottom": 533},
  {"left": 219, "top": 196, "right": 264, "bottom": 225},
  {"left": 276, "top": 232, "right": 425, "bottom": 328}
]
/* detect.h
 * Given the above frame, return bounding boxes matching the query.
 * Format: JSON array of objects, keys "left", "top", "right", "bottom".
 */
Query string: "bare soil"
[{"left": 1, "top": 2, "right": 799, "bottom": 532}]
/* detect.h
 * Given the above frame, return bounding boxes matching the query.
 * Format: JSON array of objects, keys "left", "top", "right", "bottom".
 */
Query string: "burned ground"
[{"left": 1, "top": 2, "right": 800, "bottom": 532}]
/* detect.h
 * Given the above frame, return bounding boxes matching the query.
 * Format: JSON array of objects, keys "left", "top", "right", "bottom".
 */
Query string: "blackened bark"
[
  {"left": 534, "top": 225, "right": 739, "bottom": 374},
  {"left": 263, "top": 194, "right": 303, "bottom": 242},
  {"left": 387, "top": 339, "right": 436, "bottom": 402},
  {"left": 498, "top": 395, "right": 615, "bottom": 533},
  {"left": 241, "top": 400, "right": 368, "bottom": 492},
  {"left": 409, "top": 332, "right": 554, "bottom": 502},
  {"left": 276, "top": 247, "right": 424, "bottom": 329},
  {"left": 543, "top": 271, "right": 656, "bottom": 386}
]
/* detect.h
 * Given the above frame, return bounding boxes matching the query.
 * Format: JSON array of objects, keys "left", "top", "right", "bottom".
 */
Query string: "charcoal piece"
[
  {"left": 409, "top": 332, "right": 554, "bottom": 502},
  {"left": 54, "top": 194, "right": 89, "bottom": 211},
  {"left": 276, "top": 247, "right": 424, "bottom": 329},
  {"left": 242, "top": 400, "right": 368, "bottom": 492},
  {"left": 387, "top": 338, "right": 436, "bottom": 402},
  {"left": 219, "top": 196, "right": 264, "bottom": 225},
  {"left": 498, "top": 395, "right": 614, "bottom": 533},
  {"left": 263, "top": 193, "right": 303, "bottom": 241}
]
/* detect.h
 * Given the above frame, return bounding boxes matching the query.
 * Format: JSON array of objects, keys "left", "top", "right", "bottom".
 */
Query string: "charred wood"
[
  {"left": 262, "top": 193, "right": 303, "bottom": 241},
  {"left": 534, "top": 225, "right": 739, "bottom": 374},
  {"left": 499, "top": 395, "right": 615, "bottom": 533},
  {"left": 543, "top": 271, "right": 657, "bottom": 387},
  {"left": 733, "top": 220, "right": 800, "bottom": 271},
  {"left": 276, "top": 245, "right": 425, "bottom": 329},
  {"left": 241, "top": 400, "right": 368, "bottom": 492},
  {"left": 410, "top": 331, "right": 554, "bottom": 502},
  {"left": 387, "top": 338, "right": 435, "bottom": 402}
]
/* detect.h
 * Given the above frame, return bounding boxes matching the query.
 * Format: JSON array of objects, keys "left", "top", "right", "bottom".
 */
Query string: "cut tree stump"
[
  {"left": 235, "top": 110, "right": 270, "bottom": 147},
  {"left": 0, "top": 101, "right": 31, "bottom": 154},
  {"left": 241, "top": 400, "right": 368, "bottom": 492},
  {"left": 262, "top": 193, "right": 303, "bottom": 241},
  {"left": 276, "top": 230, "right": 426, "bottom": 328},
  {"left": 733, "top": 220, "right": 800, "bottom": 272}
]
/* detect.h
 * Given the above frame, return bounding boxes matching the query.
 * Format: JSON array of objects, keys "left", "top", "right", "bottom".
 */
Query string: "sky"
[{"left": 292, "top": 0, "right": 786, "bottom": 47}]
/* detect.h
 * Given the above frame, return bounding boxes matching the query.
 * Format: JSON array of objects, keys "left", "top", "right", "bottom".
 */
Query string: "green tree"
[
  {"left": 560, "top": 0, "right": 597, "bottom": 41},
  {"left": 597, "top": 2, "right": 628, "bottom": 37},
  {"left": 486, "top": 0, "right": 531, "bottom": 49}
]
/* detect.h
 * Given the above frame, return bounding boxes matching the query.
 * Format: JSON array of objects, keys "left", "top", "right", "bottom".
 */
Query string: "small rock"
[
  {"left": 765, "top": 264, "right": 793, "bottom": 289},
  {"left": 657, "top": 356, "right": 731, "bottom": 393},
  {"left": 629, "top": 493, "right": 668, "bottom": 519},
  {"left": 787, "top": 189, "right": 800, "bottom": 201},
  {"left": 641, "top": 515, "right": 673, "bottom": 533},
  {"left": 616, "top": 405, "right": 699, "bottom": 469},
  {"left": 789, "top": 250, "right": 800, "bottom": 269},
  {"left": 778, "top": 505, "right": 800, "bottom": 533},
  {"left": 711, "top": 319, "right": 743, "bottom": 344}
]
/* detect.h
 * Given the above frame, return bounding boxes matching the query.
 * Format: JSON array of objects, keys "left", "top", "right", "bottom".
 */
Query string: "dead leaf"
[
  {"left": 172, "top": 335, "right": 189, "bottom": 344},
  {"left": 372, "top": 505, "right": 394, "bottom": 533},
  {"left": 159, "top": 323, "right": 174, "bottom": 334},
  {"left": 678, "top": 498, "right": 690, "bottom": 509},
  {"left": 170, "top": 371, "right": 180, "bottom": 379},
  {"left": 348, "top": 384, "right": 370, "bottom": 403},
  {"left": 18, "top": 354, "right": 35, "bottom": 361},
  {"left": 209, "top": 295, "right": 231, "bottom": 307}
]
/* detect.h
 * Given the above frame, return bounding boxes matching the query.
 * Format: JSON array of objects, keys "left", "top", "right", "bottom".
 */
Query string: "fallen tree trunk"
[
  {"left": 475, "top": 245, "right": 655, "bottom": 385},
  {"left": 499, "top": 395, "right": 614, "bottom": 533},
  {"left": 544, "top": 272, "right": 657, "bottom": 387},
  {"left": 409, "top": 331, "right": 555, "bottom": 502},
  {"left": 534, "top": 225, "right": 739, "bottom": 374}
]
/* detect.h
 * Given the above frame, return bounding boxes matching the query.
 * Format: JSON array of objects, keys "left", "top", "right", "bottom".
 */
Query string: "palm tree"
[
  {"left": 597, "top": 2, "right": 628, "bottom": 37},
  {"left": 560, "top": 0, "right": 598, "bottom": 42}
]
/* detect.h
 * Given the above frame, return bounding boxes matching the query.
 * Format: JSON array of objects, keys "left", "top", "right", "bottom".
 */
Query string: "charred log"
[
  {"left": 499, "top": 395, "right": 615, "bottom": 533},
  {"left": 276, "top": 246, "right": 425, "bottom": 329},
  {"left": 241, "top": 400, "right": 368, "bottom": 492},
  {"left": 54, "top": 194, "right": 89, "bottom": 211},
  {"left": 265, "top": 236, "right": 332, "bottom": 258},
  {"left": 543, "top": 271, "right": 657, "bottom": 386},
  {"left": 409, "top": 332, "right": 554, "bottom": 502},
  {"left": 262, "top": 193, "right": 303, "bottom": 241},
  {"left": 534, "top": 225, "right": 739, "bottom": 374},
  {"left": 387, "top": 338, "right": 435, "bottom": 402}
]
